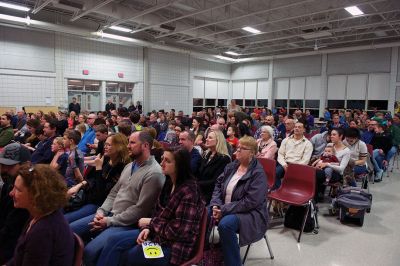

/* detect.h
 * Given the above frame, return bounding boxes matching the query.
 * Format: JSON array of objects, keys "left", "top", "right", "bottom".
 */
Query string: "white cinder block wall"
[{"left": 0, "top": 25, "right": 399, "bottom": 116}]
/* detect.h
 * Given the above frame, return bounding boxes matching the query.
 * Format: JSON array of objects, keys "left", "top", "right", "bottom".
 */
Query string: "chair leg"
[
  {"left": 242, "top": 244, "right": 251, "bottom": 264},
  {"left": 263, "top": 234, "right": 274, "bottom": 259},
  {"left": 298, "top": 202, "right": 310, "bottom": 243}
]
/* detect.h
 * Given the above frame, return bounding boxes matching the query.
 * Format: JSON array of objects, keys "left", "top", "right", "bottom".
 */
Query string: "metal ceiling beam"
[
  {"left": 242, "top": 23, "right": 400, "bottom": 54},
  {"left": 129, "top": 0, "right": 244, "bottom": 35},
  {"left": 70, "top": 0, "right": 116, "bottom": 22},
  {"left": 180, "top": 0, "right": 387, "bottom": 44},
  {"left": 155, "top": 0, "right": 315, "bottom": 39},
  {"left": 32, "top": 0, "right": 53, "bottom": 14},
  {"left": 240, "top": 19, "right": 400, "bottom": 52},
  {"left": 193, "top": 7, "right": 399, "bottom": 51},
  {"left": 240, "top": 34, "right": 400, "bottom": 57},
  {"left": 229, "top": 8, "right": 400, "bottom": 47},
  {"left": 108, "top": 0, "right": 182, "bottom": 28}
]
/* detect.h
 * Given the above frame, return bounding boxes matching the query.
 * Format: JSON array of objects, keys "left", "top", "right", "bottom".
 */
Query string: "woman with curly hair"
[{"left": 8, "top": 164, "right": 74, "bottom": 266}]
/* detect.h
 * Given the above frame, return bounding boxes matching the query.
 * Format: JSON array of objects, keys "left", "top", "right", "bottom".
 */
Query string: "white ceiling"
[{"left": 1, "top": 0, "right": 400, "bottom": 60}]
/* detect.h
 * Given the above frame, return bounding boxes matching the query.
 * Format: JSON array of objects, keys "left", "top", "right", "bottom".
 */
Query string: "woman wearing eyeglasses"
[
  {"left": 210, "top": 136, "right": 268, "bottom": 266},
  {"left": 7, "top": 164, "right": 74, "bottom": 266},
  {"left": 256, "top": 125, "right": 278, "bottom": 160}
]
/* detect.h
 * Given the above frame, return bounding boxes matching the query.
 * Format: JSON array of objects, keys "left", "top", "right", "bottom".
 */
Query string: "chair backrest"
[
  {"left": 366, "top": 144, "right": 373, "bottom": 157},
  {"left": 257, "top": 158, "right": 276, "bottom": 190},
  {"left": 180, "top": 207, "right": 208, "bottom": 266},
  {"left": 73, "top": 233, "right": 84, "bottom": 266},
  {"left": 281, "top": 164, "right": 316, "bottom": 201}
]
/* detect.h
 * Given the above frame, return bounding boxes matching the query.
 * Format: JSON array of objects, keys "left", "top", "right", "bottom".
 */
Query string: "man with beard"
[
  {"left": 0, "top": 143, "right": 30, "bottom": 264},
  {"left": 69, "top": 131, "right": 165, "bottom": 266}
]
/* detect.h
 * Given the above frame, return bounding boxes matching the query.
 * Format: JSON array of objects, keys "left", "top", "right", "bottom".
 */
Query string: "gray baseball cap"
[{"left": 0, "top": 143, "right": 31, "bottom": 165}]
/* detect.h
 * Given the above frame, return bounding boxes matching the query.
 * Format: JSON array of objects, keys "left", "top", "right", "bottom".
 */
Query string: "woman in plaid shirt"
[{"left": 97, "top": 148, "right": 205, "bottom": 266}]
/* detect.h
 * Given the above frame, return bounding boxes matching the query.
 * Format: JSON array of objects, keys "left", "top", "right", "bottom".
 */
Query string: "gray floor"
[{"left": 242, "top": 167, "right": 400, "bottom": 266}]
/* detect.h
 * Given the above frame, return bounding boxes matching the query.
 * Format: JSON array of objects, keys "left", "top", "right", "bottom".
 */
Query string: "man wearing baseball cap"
[{"left": 0, "top": 143, "right": 31, "bottom": 264}]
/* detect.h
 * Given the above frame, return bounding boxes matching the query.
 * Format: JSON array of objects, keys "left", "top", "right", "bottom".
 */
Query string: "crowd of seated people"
[{"left": 0, "top": 103, "right": 399, "bottom": 266}]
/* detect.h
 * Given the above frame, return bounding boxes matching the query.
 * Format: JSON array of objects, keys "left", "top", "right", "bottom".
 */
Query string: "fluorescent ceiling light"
[
  {"left": 345, "top": 6, "right": 364, "bottom": 16},
  {"left": 109, "top": 25, "right": 132, "bottom": 33},
  {"left": 0, "top": 2, "right": 30, "bottom": 12},
  {"left": 215, "top": 55, "right": 237, "bottom": 62},
  {"left": 288, "top": 43, "right": 300, "bottom": 48},
  {"left": 225, "top": 51, "right": 240, "bottom": 56},
  {"left": 0, "top": 14, "right": 30, "bottom": 24},
  {"left": 69, "top": 80, "right": 82, "bottom": 82},
  {"left": 95, "top": 31, "right": 140, "bottom": 43},
  {"left": 107, "top": 82, "right": 118, "bottom": 85},
  {"left": 301, "top": 31, "right": 332, "bottom": 39},
  {"left": 242, "top": 26, "right": 261, "bottom": 34}
]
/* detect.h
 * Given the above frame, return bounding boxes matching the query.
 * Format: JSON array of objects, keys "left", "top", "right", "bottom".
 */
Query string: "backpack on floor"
[{"left": 284, "top": 202, "right": 319, "bottom": 233}]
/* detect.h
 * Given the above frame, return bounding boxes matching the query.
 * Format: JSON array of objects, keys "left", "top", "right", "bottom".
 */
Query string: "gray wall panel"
[
  {"left": 327, "top": 48, "right": 391, "bottom": 75},
  {"left": 231, "top": 61, "right": 269, "bottom": 80},
  {"left": 273, "top": 55, "right": 322, "bottom": 78}
]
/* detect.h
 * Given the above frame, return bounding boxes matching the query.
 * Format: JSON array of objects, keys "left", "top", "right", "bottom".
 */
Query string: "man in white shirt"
[{"left": 275, "top": 122, "right": 313, "bottom": 189}]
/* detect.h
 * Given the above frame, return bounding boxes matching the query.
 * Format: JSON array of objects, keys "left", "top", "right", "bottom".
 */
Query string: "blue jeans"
[
  {"left": 83, "top": 226, "right": 135, "bottom": 266},
  {"left": 217, "top": 214, "right": 241, "bottom": 266},
  {"left": 122, "top": 243, "right": 171, "bottom": 266},
  {"left": 386, "top": 146, "right": 398, "bottom": 164},
  {"left": 372, "top": 149, "right": 385, "bottom": 172},
  {"left": 274, "top": 163, "right": 285, "bottom": 189},
  {"left": 353, "top": 165, "right": 368, "bottom": 175},
  {"left": 65, "top": 204, "right": 98, "bottom": 223},
  {"left": 96, "top": 229, "right": 140, "bottom": 266}
]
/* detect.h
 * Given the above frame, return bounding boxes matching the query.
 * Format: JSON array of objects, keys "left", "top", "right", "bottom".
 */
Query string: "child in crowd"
[
  {"left": 312, "top": 143, "right": 339, "bottom": 184},
  {"left": 164, "top": 120, "right": 178, "bottom": 144},
  {"left": 226, "top": 125, "right": 239, "bottom": 150},
  {"left": 63, "top": 130, "right": 84, "bottom": 187},
  {"left": 50, "top": 137, "right": 68, "bottom": 177}
]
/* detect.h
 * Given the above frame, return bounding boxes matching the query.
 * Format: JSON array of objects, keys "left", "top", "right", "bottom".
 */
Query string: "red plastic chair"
[
  {"left": 180, "top": 207, "right": 208, "bottom": 266},
  {"left": 73, "top": 233, "right": 84, "bottom": 266},
  {"left": 257, "top": 158, "right": 276, "bottom": 192},
  {"left": 268, "top": 163, "right": 317, "bottom": 242}
]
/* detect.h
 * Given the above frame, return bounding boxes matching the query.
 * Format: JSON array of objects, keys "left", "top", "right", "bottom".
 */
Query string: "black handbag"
[{"left": 64, "top": 187, "right": 86, "bottom": 212}]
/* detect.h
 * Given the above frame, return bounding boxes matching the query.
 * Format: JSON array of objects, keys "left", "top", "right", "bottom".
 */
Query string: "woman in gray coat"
[{"left": 210, "top": 136, "right": 269, "bottom": 266}]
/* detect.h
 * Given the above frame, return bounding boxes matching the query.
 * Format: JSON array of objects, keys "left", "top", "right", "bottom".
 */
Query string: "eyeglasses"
[{"left": 236, "top": 146, "right": 251, "bottom": 152}]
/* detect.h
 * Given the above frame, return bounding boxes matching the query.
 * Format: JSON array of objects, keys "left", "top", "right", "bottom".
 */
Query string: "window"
[
  {"left": 193, "top": 98, "right": 204, "bottom": 107},
  {"left": 305, "top": 100, "right": 319, "bottom": 109},
  {"left": 347, "top": 100, "right": 365, "bottom": 110},
  {"left": 234, "top": 99, "right": 244, "bottom": 107},
  {"left": 106, "top": 82, "right": 135, "bottom": 108},
  {"left": 205, "top": 99, "right": 216, "bottom": 106},
  {"left": 289, "top": 99, "right": 303, "bottom": 109},
  {"left": 218, "top": 99, "right": 227, "bottom": 107},
  {"left": 67, "top": 79, "right": 101, "bottom": 112},
  {"left": 245, "top": 99, "right": 256, "bottom": 107},
  {"left": 257, "top": 99, "right": 268, "bottom": 107},
  {"left": 368, "top": 100, "right": 388, "bottom": 110},
  {"left": 327, "top": 100, "right": 345, "bottom": 109},
  {"left": 275, "top": 99, "right": 288, "bottom": 109}
]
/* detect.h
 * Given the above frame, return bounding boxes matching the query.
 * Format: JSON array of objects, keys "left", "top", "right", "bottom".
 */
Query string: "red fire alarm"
[
  {"left": 82, "top": 70, "right": 89, "bottom": 75},
  {"left": 118, "top": 72, "right": 124, "bottom": 78}
]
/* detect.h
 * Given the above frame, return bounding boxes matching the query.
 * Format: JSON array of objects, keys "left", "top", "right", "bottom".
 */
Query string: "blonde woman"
[{"left": 197, "top": 129, "right": 231, "bottom": 204}]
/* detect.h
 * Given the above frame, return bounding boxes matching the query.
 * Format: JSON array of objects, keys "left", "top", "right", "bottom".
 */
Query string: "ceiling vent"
[{"left": 160, "top": 24, "right": 175, "bottom": 31}]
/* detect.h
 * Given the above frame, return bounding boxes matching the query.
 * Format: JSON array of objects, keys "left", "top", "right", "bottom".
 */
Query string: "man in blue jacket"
[{"left": 78, "top": 113, "right": 97, "bottom": 155}]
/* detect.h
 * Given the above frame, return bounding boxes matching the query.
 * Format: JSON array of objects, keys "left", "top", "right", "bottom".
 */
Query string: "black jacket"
[
  {"left": 371, "top": 132, "right": 392, "bottom": 157},
  {"left": 196, "top": 152, "right": 230, "bottom": 204},
  {"left": 68, "top": 102, "right": 81, "bottom": 115},
  {"left": 0, "top": 177, "right": 29, "bottom": 264}
]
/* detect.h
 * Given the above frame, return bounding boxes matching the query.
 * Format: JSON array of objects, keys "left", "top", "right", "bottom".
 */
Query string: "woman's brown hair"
[{"left": 18, "top": 164, "right": 68, "bottom": 215}]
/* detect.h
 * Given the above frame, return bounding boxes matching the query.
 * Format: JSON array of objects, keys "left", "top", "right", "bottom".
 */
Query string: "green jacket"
[
  {"left": 0, "top": 126, "right": 14, "bottom": 147},
  {"left": 390, "top": 124, "right": 400, "bottom": 146}
]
